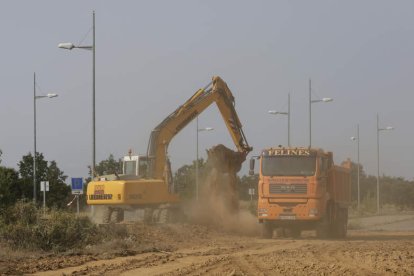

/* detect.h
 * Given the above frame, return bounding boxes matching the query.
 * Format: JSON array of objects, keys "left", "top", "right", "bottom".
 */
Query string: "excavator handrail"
[{"left": 146, "top": 76, "right": 252, "bottom": 179}]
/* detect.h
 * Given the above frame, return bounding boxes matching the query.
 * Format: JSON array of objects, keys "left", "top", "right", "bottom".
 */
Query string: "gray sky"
[{"left": 0, "top": 1, "right": 413, "bottom": 181}]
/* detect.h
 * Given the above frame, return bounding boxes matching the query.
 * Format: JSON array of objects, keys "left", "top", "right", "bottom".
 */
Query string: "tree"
[
  {"left": 18, "top": 152, "right": 70, "bottom": 208},
  {"left": 174, "top": 159, "right": 207, "bottom": 200},
  {"left": 87, "top": 154, "right": 122, "bottom": 179},
  {"left": 94, "top": 154, "right": 121, "bottom": 176},
  {"left": 18, "top": 152, "right": 48, "bottom": 201},
  {"left": 46, "top": 161, "right": 70, "bottom": 209},
  {"left": 0, "top": 166, "right": 19, "bottom": 208},
  {"left": 239, "top": 174, "right": 259, "bottom": 201}
]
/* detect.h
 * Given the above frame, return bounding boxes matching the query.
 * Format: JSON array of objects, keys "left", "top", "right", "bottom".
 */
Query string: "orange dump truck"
[{"left": 249, "top": 147, "right": 351, "bottom": 238}]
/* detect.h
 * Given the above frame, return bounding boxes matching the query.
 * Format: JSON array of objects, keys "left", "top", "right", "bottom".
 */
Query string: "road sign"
[
  {"left": 71, "top": 178, "right": 84, "bottom": 195},
  {"left": 248, "top": 188, "right": 255, "bottom": 195},
  {"left": 40, "top": 181, "right": 49, "bottom": 192}
]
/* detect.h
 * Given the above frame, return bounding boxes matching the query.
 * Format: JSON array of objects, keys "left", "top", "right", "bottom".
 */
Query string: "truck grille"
[{"left": 269, "top": 183, "right": 307, "bottom": 194}]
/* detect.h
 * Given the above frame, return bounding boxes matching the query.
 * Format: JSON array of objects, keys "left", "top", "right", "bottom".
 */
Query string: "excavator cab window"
[
  {"left": 124, "top": 160, "right": 137, "bottom": 176},
  {"left": 122, "top": 155, "right": 149, "bottom": 178},
  {"left": 138, "top": 158, "right": 148, "bottom": 178}
]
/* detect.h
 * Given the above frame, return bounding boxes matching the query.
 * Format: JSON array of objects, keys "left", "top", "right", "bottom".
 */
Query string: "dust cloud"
[{"left": 184, "top": 144, "right": 260, "bottom": 236}]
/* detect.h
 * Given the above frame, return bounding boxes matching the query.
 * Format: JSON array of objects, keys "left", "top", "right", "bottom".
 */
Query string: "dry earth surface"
[{"left": 1, "top": 214, "right": 414, "bottom": 275}]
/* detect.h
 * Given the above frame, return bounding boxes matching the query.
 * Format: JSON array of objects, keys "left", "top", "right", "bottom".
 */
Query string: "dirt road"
[
  {"left": 32, "top": 231, "right": 413, "bottom": 275},
  {"left": 1, "top": 215, "right": 413, "bottom": 275}
]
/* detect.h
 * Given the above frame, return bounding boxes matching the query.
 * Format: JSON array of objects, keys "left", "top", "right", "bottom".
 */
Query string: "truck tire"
[
  {"left": 342, "top": 208, "right": 349, "bottom": 237},
  {"left": 152, "top": 209, "right": 161, "bottom": 223},
  {"left": 288, "top": 227, "right": 301, "bottom": 238},
  {"left": 261, "top": 222, "right": 273, "bottom": 239},
  {"left": 333, "top": 208, "right": 348, "bottom": 238},
  {"left": 169, "top": 207, "right": 186, "bottom": 223},
  {"left": 276, "top": 227, "right": 285, "bottom": 238},
  {"left": 316, "top": 217, "right": 330, "bottom": 239},
  {"left": 115, "top": 208, "right": 124, "bottom": 223},
  {"left": 159, "top": 209, "right": 169, "bottom": 223},
  {"left": 102, "top": 206, "right": 112, "bottom": 224},
  {"left": 144, "top": 208, "right": 154, "bottom": 224}
]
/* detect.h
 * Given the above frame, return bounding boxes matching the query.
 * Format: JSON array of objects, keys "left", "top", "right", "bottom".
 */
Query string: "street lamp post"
[
  {"left": 376, "top": 114, "right": 394, "bottom": 215},
  {"left": 351, "top": 124, "right": 360, "bottom": 211},
  {"left": 58, "top": 11, "right": 96, "bottom": 177},
  {"left": 195, "top": 116, "right": 213, "bottom": 201},
  {"left": 309, "top": 79, "right": 333, "bottom": 147},
  {"left": 33, "top": 72, "right": 58, "bottom": 203},
  {"left": 269, "top": 93, "right": 291, "bottom": 146}
]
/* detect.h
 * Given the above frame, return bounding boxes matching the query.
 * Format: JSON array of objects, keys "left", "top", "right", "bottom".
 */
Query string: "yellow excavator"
[{"left": 86, "top": 76, "right": 252, "bottom": 223}]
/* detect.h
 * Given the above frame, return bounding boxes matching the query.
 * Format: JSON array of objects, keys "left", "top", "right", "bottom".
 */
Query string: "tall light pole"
[
  {"left": 309, "top": 79, "right": 333, "bottom": 147},
  {"left": 196, "top": 116, "right": 214, "bottom": 201},
  {"left": 33, "top": 72, "right": 58, "bottom": 203},
  {"left": 376, "top": 114, "right": 394, "bottom": 215},
  {"left": 58, "top": 11, "right": 96, "bottom": 177},
  {"left": 268, "top": 93, "right": 291, "bottom": 146},
  {"left": 351, "top": 124, "right": 360, "bottom": 211}
]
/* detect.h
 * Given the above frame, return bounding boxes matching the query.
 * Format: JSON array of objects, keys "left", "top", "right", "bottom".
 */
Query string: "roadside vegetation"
[
  {"left": 0, "top": 201, "right": 100, "bottom": 250},
  {"left": 0, "top": 150, "right": 128, "bottom": 251},
  {"left": 0, "top": 149, "right": 413, "bottom": 252}
]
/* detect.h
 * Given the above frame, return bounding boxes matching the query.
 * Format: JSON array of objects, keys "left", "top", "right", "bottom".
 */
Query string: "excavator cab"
[{"left": 122, "top": 155, "right": 149, "bottom": 178}]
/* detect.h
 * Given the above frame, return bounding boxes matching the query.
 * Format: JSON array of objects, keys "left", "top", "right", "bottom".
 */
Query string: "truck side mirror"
[{"left": 249, "top": 158, "right": 255, "bottom": 175}]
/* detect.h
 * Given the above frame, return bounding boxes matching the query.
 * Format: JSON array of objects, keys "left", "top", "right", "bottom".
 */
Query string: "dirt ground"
[{"left": 1, "top": 214, "right": 414, "bottom": 275}]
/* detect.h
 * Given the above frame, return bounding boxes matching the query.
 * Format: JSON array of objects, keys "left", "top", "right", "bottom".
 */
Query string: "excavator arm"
[{"left": 147, "top": 76, "right": 252, "bottom": 179}]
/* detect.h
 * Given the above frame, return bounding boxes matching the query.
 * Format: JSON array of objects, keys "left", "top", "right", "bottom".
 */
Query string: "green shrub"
[
  {"left": 0, "top": 200, "right": 37, "bottom": 225},
  {"left": 32, "top": 211, "right": 100, "bottom": 250},
  {"left": 0, "top": 201, "right": 101, "bottom": 251}
]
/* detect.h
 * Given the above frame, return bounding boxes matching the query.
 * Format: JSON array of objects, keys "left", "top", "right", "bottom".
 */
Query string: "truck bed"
[{"left": 327, "top": 165, "right": 351, "bottom": 206}]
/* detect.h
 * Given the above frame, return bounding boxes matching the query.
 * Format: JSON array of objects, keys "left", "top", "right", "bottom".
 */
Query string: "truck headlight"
[
  {"left": 258, "top": 208, "right": 268, "bottom": 217},
  {"left": 309, "top": 208, "right": 318, "bottom": 217}
]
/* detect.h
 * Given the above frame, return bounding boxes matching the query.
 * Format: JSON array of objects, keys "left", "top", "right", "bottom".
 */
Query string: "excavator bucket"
[{"left": 202, "top": 144, "right": 247, "bottom": 214}]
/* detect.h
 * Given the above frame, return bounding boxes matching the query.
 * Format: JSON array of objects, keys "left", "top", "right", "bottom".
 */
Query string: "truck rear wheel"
[
  {"left": 261, "top": 222, "right": 273, "bottom": 239},
  {"left": 316, "top": 217, "right": 330, "bottom": 239},
  {"left": 333, "top": 208, "right": 348, "bottom": 238}
]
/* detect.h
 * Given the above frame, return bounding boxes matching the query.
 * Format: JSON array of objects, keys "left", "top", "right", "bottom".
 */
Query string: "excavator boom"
[{"left": 147, "top": 76, "right": 252, "bottom": 179}]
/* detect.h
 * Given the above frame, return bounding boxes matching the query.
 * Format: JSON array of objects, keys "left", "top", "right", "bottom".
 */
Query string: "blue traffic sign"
[{"left": 71, "top": 178, "right": 83, "bottom": 191}]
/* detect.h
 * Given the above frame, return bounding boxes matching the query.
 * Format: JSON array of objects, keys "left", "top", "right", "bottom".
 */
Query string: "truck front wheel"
[{"left": 261, "top": 222, "right": 273, "bottom": 239}]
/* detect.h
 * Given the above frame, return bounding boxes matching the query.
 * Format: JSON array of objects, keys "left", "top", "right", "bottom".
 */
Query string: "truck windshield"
[{"left": 261, "top": 156, "right": 316, "bottom": 176}]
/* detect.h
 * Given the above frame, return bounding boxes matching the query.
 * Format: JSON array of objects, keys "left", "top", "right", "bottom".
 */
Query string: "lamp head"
[
  {"left": 58, "top": 42, "right": 75, "bottom": 50},
  {"left": 47, "top": 93, "right": 58, "bottom": 98},
  {"left": 322, "top": 97, "right": 333, "bottom": 102},
  {"left": 350, "top": 136, "right": 356, "bottom": 141}
]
